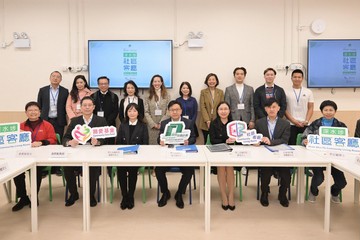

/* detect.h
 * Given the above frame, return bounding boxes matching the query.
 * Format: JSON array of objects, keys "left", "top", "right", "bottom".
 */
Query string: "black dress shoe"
[
  {"left": 158, "top": 191, "right": 171, "bottom": 207},
  {"left": 260, "top": 192, "right": 269, "bottom": 207},
  {"left": 228, "top": 205, "right": 236, "bottom": 211},
  {"left": 12, "top": 196, "right": 31, "bottom": 212},
  {"left": 174, "top": 192, "right": 184, "bottom": 209},
  {"left": 120, "top": 197, "right": 128, "bottom": 210},
  {"left": 221, "top": 204, "right": 229, "bottom": 211},
  {"left": 127, "top": 197, "right": 134, "bottom": 210},
  {"left": 278, "top": 195, "right": 289, "bottom": 207},
  {"left": 65, "top": 192, "right": 79, "bottom": 207},
  {"left": 90, "top": 195, "right": 97, "bottom": 207}
]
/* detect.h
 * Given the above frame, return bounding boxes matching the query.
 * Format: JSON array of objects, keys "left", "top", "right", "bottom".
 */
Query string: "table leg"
[
  {"left": 296, "top": 167, "right": 305, "bottom": 204},
  {"left": 199, "top": 166, "right": 204, "bottom": 204},
  {"left": 324, "top": 163, "right": 331, "bottom": 232},
  {"left": 101, "top": 166, "right": 107, "bottom": 203},
  {"left": 30, "top": 164, "right": 38, "bottom": 232},
  {"left": 83, "top": 163, "right": 90, "bottom": 232},
  {"left": 205, "top": 163, "right": 210, "bottom": 233}
]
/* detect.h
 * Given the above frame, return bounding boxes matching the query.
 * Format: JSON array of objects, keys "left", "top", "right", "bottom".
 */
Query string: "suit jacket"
[
  {"left": 144, "top": 93, "right": 170, "bottom": 128},
  {"left": 255, "top": 117, "right": 290, "bottom": 146},
  {"left": 92, "top": 90, "right": 119, "bottom": 127},
  {"left": 37, "top": 85, "right": 69, "bottom": 127},
  {"left": 62, "top": 114, "right": 108, "bottom": 146},
  {"left": 119, "top": 97, "right": 144, "bottom": 123},
  {"left": 199, "top": 87, "right": 224, "bottom": 131},
  {"left": 253, "top": 84, "right": 287, "bottom": 119},
  {"left": 224, "top": 83, "right": 255, "bottom": 123},
  {"left": 116, "top": 121, "right": 149, "bottom": 145},
  {"left": 157, "top": 117, "right": 196, "bottom": 145}
]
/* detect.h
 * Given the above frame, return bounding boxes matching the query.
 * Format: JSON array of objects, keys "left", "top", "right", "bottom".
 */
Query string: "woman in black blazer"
[
  {"left": 119, "top": 80, "right": 144, "bottom": 123},
  {"left": 116, "top": 103, "right": 149, "bottom": 209}
]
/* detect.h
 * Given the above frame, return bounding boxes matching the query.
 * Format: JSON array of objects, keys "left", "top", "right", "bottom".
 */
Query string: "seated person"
[
  {"left": 156, "top": 100, "right": 196, "bottom": 209},
  {"left": 255, "top": 98, "right": 291, "bottom": 207},
  {"left": 302, "top": 100, "right": 347, "bottom": 203},
  {"left": 62, "top": 96, "right": 107, "bottom": 207},
  {"left": 116, "top": 103, "right": 149, "bottom": 210},
  {"left": 12, "top": 101, "right": 57, "bottom": 211},
  {"left": 209, "top": 101, "right": 236, "bottom": 211}
]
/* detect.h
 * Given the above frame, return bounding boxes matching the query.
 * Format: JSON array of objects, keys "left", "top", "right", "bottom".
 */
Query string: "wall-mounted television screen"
[
  {"left": 307, "top": 39, "right": 360, "bottom": 88},
  {"left": 88, "top": 40, "right": 173, "bottom": 88}
]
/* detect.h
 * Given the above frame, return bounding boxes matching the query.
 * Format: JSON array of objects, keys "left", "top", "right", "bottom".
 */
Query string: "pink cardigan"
[{"left": 66, "top": 88, "right": 92, "bottom": 120}]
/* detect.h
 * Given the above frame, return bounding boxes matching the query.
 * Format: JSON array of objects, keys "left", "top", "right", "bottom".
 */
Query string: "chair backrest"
[
  {"left": 296, "top": 133, "right": 303, "bottom": 145},
  {"left": 206, "top": 135, "right": 211, "bottom": 145},
  {"left": 55, "top": 133, "right": 61, "bottom": 145}
]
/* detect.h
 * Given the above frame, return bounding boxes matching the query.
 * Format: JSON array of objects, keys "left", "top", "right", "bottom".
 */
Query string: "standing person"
[
  {"left": 62, "top": 96, "right": 108, "bottom": 207},
  {"left": 302, "top": 100, "right": 347, "bottom": 203},
  {"left": 116, "top": 103, "right": 149, "bottom": 210},
  {"left": 224, "top": 67, "right": 255, "bottom": 129},
  {"left": 91, "top": 76, "right": 119, "bottom": 145},
  {"left": 119, "top": 80, "right": 144, "bottom": 123},
  {"left": 209, "top": 101, "right": 236, "bottom": 211},
  {"left": 255, "top": 98, "right": 291, "bottom": 207},
  {"left": 66, "top": 75, "right": 92, "bottom": 120},
  {"left": 156, "top": 100, "right": 196, "bottom": 209},
  {"left": 144, "top": 74, "right": 170, "bottom": 145},
  {"left": 37, "top": 71, "right": 69, "bottom": 139},
  {"left": 12, "top": 102, "right": 57, "bottom": 211},
  {"left": 254, "top": 68, "right": 287, "bottom": 119},
  {"left": 285, "top": 69, "right": 314, "bottom": 145},
  {"left": 199, "top": 73, "right": 224, "bottom": 143},
  {"left": 176, "top": 81, "right": 199, "bottom": 138}
]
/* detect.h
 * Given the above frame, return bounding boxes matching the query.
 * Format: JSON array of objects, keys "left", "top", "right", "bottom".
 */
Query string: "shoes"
[
  {"left": 12, "top": 196, "right": 31, "bottom": 212},
  {"left": 221, "top": 204, "right": 229, "bottom": 211},
  {"left": 65, "top": 192, "right": 79, "bottom": 207},
  {"left": 174, "top": 192, "right": 184, "bottom": 209},
  {"left": 158, "top": 191, "right": 170, "bottom": 207},
  {"left": 278, "top": 194, "right": 289, "bottom": 207},
  {"left": 127, "top": 197, "right": 134, "bottom": 209},
  {"left": 241, "top": 167, "right": 247, "bottom": 176},
  {"left": 55, "top": 169, "right": 63, "bottom": 177},
  {"left": 228, "top": 205, "right": 236, "bottom": 211},
  {"left": 120, "top": 197, "right": 128, "bottom": 210},
  {"left": 260, "top": 192, "right": 269, "bottom": 207},
  {"left": 90, "top": 195, "right": 97, "bottom": 207},
  {"left": 331, "top": 195, "right": 341, "bottom": 204},
  {"left": 308, "top": 191, "right": 316, "bottom": 203}
]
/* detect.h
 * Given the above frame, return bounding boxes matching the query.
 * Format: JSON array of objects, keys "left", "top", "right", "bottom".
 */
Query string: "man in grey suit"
[
  {"left": 224, "top": 67, "right": 255, "bottom": 129},
  {"left": 255, "top": 98, "right": 291, "bottom": 207},
  {"left": 37, "top": 71, "right": 69, "bottom": 140}
]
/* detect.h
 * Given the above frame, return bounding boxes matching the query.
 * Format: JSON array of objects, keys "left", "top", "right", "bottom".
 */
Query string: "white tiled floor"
[{"left": 0, "top": 170, "right": 359, "bottom": 240}]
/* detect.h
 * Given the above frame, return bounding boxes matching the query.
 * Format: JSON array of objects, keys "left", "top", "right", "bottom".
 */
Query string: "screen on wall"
[
  {"left": 307, "top": 39, "right": 360, "bottom": 88},
  {"left": 88, "top": 40, "right": 173, "bottom": 88}
]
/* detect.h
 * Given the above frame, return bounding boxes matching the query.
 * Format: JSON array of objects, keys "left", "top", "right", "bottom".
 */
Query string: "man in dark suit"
[
  {"left": 254, "top": 68, "right": 287, "bottom": 119},
  {"left": 37, "top": 71, "right": 69, "bottom": 140},
  {"left": 255, "top": 98, "right": 291, "bottom": 207},
  {"left": 156, "top": 100, "right": 196, "bottom": 209},
  {"left": 62, "top": 96, "right": 108, "bottom": 207}
]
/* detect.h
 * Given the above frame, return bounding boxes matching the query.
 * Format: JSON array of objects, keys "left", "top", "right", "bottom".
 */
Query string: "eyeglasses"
[
  {"left": 169, "top": 108, "right": 181, "bottom": 112},
  {"left": 98, "top": 83, "right": 109, "bottom": 86}
]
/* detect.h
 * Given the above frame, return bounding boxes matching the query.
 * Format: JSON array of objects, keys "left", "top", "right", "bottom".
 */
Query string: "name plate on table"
[
  {"left": 231, "top": 150, "right": 251, "bottom": 159},
  {"left": 327, "top": 151, "right": 346, "bottom": 159},
  {"left": 49, "top": 151, "right": 68, "bottom": 158},
  {"left": 278, "top": 150, "right": 295, "bottom": 158},
  {"left": 106, "top": 150, "right": 123, "bottom": 159},
  {"left": 16, "top": 150, "right": 33, "bottom": 158},
  {"left": 0, "top": 162, "right": 9, "bottom": 175},
  {"left": 168, "top": 150, "right": 186, "bottom": 159}
]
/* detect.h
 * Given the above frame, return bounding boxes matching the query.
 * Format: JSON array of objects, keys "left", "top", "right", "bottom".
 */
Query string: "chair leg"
[
  {"left": 48, "top": 168, "right": 53, "bottom": 202},
  {"left": 142, "top": 170, "right": 146, "bottom": 203},
  {"left": 61, "top": 167, "right": 66, "bottom": 187},
  {"left": 235, "top": 171, "right": 239, "bottom": 188},
  {"left": 256, "top": 169, "right": 261, "bottom": 200},
  {"left": 110, "top": 168, "right": 115, "bottom": 204},
  {"left": 239, "top": 171, "right": 243, "bottom": 202},
  {"left": 339, "top": 190, "right": 343, "bottom": 202},
  {"left": 193, "top": 170, "right": 196, "bottom": 190},
  {"left": 147, "top": 167, "right": 152, "bottom": 189},
  {"left": 245, "top": 168, "right": 250, "bottom": 186},
  {"left": 305, "top": 168, "right": 310, "bottom": 201},
  {"left": 291, "top": 167, "right": 297, "bottom": 186}
]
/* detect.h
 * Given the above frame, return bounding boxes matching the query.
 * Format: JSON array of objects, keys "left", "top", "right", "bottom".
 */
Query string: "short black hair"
[
  {"left": 233, "top": 67, "right": 247, "bottom": 76},
  {"left": 291, "top": 69, "right": 304, "bottom": 77},
  {"left": 167, "top": 100, "right": 182, "bottom": 110},
  {"left": 97, "top": 76, "right": 110, "bottom": 84},
  {"left": 215, "top": 101, "right": 232, "bottom": 121},
  {"left": 204, "top": 73, "right": 219, "bottom": 87},
  {"left": 124, "top": 103, "right": 144, "bottom": 123},
  {"left": 263, "top": 67, "right": 277, "bottom": 75},
  {"left": 25, "top": 101, "right": 41, "bottom": 111},
  {"left": 264, "top": 98, "right": 279, "bottom": 107},
  {"left": 123, "top": 80, "right": 139, "bottom": 97},
  {"left": 320, "top": 100, "right": 337, "bottom": 112},
  {"left": 80, "top": 96, "right": 95, "bottom": 105},
  {"left": 179, "top": 81, "right": 192, "bottom": 97}
]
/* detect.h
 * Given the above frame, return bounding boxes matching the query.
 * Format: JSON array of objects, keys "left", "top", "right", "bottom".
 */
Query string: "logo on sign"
[
  {"left": 71, "top": 124, "right": 117, "bottom": 145},
  {"left": 226, "top": 121, "right": 262, "bottom": 144},
  {"left": 160, "top": 121, "right": 191, "bottom": 144}
]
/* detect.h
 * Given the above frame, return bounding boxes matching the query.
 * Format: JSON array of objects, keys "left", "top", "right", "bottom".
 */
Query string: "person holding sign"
[
  {"left": 156, "top": 100, "right": 196, "bottom": 209},
  {"left": 209, "top": 101, "right": 236, "bottom": 210},
  {"left": 12, "top": 101, "right": 57, "bottom": 212},
  {"left": 62, "top": 96, "right": 108, "bottom": 207},
  {"left": 255, "top": 98, "right": 291, "bottom": 207},
  {"left": 301, "top": 100, "right": 347, "bottom": 203},
  {"left": 116, "top": 103, "right": 149, "bottom": 210},
  {"left": 66, "top": 75, "right": 92, "bottom": 120},
  {"left": 144, "top": 75, "right": 170, "bottom": 145}
]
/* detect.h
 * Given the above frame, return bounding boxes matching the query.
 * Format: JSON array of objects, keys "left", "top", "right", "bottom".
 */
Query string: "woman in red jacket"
[{"left": 12, "top": 101, "right": 57, "bottom": 212}]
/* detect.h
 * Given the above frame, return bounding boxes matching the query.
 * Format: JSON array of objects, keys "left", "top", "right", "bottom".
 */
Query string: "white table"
[
  {"left": 0, "top": 154, "right": 37, "bottom": 232},
  {"left": 203, "top": 145, "right": 332, "bottom": 233}
]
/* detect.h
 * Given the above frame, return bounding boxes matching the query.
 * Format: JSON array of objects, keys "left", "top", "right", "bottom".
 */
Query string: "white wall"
[{"left": 1, "top": 0, "right": 360, "bottom": 111}]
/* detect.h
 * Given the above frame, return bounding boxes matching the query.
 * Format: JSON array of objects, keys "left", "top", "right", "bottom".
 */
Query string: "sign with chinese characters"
[
  {"left": 71, "top": 124, "right": 117, "bottom": 145},
  {"left": 0, "top": 122, "right": 31, "bottom": 149},
  {"left": 307, "top": 126, "right": 360, "bottom": 153},
  {"left": 226, "top": 121, "right": 263, "bottom": 144},
  {"left": 160, "top": 122, "right": 191, "bottom": 145}
]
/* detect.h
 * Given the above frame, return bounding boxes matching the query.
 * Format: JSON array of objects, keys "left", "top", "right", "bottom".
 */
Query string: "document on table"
[{"left": 264, "top": 144, "right": 294, "bottom": 152}]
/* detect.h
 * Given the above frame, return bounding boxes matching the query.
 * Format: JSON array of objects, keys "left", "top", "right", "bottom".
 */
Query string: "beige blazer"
[{"left": 199, "top": 87, "right": 224, "bottom": 131}]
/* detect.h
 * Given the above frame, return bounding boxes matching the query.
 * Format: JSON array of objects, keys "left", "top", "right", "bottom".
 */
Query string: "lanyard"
[
  {"left": 267, "top": 118, "right": 277, "bottom": 140},
  {"left": 30, "top": 123, "right": 42, "bottom": 142},
  {"left": 182, "top": 99, "right": 187, "bottom": 116},
  {"left": 50, "top": 88, "right": 59, "bottom": 106},
  {"left": 293, "top": 88, "right": 302, "bottom": 104},
  {"left": 155, "top": 95, "right": 161, "bottom": 109},
  {"left": 239, "top": 88, "right": 245, "bottom": 103}
]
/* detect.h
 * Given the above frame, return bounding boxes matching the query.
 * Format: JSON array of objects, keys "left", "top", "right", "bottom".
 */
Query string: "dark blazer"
[
  {"left": 37, "top": 85, "right": 69, "bottom": 127},
  {"left": 91, "top": 90, "right": 119, "bottom": 127},
  {"left": 255, "top": 117, "right": 290, "bottom": 146},
  {"left": 116, "top": 121, "right": 149, "bottom": 145},
  {"left": 224, "top": 83, "right": 255, "bottom": 123},
  {"left": 253, "top": 84, "right": 287, "bottom": 119},
  {"left": 157, "top": 117, "right": 196, "bottom": 145},
  {"left": 119, "top": 98, "right": 144, "bottom": 123},
  {"left": 62, "top": 115, "right": 108, "bottom": 146}
]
